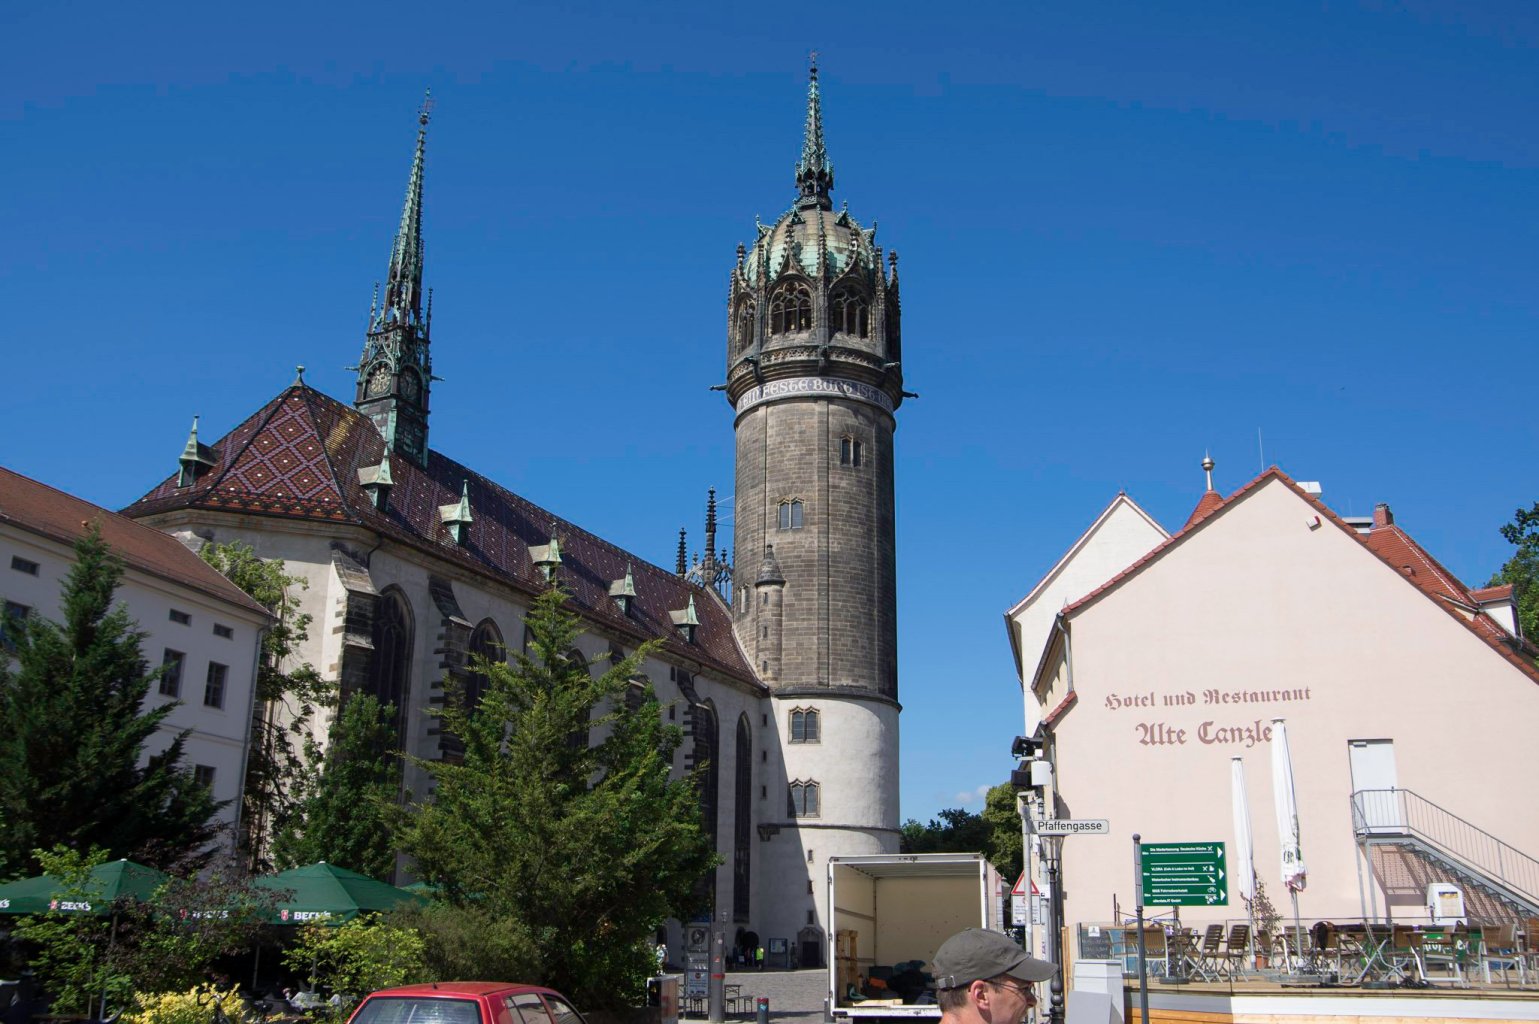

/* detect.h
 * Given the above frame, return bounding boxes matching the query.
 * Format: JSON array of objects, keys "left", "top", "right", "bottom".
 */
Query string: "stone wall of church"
[{"left": 733, "top": 397, "right": 897, "bottom": 698}]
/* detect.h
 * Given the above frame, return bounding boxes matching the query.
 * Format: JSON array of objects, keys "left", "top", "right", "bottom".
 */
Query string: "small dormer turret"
[
  {"left": 438, "top": 479, "right": 473, "bottom": 546},
  {"left": 177, "top": 416, "right": 217, "bottom": 488}
]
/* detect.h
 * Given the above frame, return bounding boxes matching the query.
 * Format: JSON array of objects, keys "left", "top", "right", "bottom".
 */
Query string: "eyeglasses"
[{"left": 987, "top": 981, "right": 1036, "bottom": 1002}]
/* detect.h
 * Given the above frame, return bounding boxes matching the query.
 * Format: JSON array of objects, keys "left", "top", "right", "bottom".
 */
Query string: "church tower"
[
  {"left": 726, "top": 60, "right": 905, "bottom": 946},
  {"left": 355, "top": 96, "right": 435, "bottom": 466}
]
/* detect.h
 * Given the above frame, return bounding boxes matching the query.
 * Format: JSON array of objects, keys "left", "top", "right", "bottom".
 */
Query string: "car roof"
[{"left": 365, "top": 983, "right": 559, "bottom": 999}]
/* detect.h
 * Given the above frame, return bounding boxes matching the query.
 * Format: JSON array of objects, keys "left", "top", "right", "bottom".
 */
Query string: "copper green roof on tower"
[
  {"left": 796, "top": 58, "right": 834, "bottom": 210},
  {"left": 380, "top": 92, "right": 431, "bottom": 332}
]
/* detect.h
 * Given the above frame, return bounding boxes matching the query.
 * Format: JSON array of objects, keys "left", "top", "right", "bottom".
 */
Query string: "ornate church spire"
[
  {"left": 795, "top": 56, "right": 834, "bottom": 210},
  {"left": 354, "top": 93, "right": 436, "bottom": 467}
]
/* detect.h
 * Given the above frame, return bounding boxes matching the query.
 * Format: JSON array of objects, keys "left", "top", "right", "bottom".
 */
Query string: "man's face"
[{"left": 980, "top": 978, "right": 1036, "bottom": 1024}]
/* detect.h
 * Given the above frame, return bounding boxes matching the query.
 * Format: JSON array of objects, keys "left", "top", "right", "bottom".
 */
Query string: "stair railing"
[{"left": 1350, "top": 788, "right": 1539, "bottom": 913}]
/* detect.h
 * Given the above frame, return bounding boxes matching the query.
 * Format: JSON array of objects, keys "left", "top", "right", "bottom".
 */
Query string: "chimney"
[{"left": 1373, "top": 503, "right": 1394, "bottom": 529}]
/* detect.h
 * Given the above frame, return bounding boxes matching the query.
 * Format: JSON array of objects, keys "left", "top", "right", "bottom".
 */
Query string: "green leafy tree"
[
  {"left": 11, "top": 847, "right": 131, "bottom": 1016},
  {"left": 0, "top": 527, "right": 222, "bottom": 877},
  {"left": 198, "top": 542, "right": 331, "bottom": 872},
  {"left": 1490, "top": 502, "right": 1539, "bottom": 643},
  {"left": 271, "top": 692, "right": 400, "bottom": 879},
  {"left": 898, "top": 785, "right": 1023, "bottom": 882},
  {"left": 282, "top": 916, "right": 428, "bottom": 1020},
  {"left": 980, "top": 783, "right": 1025, "bottom": 883},
  {"left": 397, "top": 584, "right": 718, "bottom": 1011}
]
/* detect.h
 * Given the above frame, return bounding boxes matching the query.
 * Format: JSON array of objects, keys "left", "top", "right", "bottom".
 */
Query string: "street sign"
[
  {"left": 1032, "top": 819, "right": 1110, "bottom": 835},
  {"left": 1139, "top": 842, "right": 1228, "bottom": 906}
]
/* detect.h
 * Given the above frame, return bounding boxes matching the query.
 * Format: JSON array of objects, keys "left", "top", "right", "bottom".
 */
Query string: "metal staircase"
[{"left": 1351, "top": 788, "right": 1539, "bottom": 919}]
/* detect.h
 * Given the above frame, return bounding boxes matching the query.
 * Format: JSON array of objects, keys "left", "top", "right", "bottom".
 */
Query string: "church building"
[{"left": 126, "top": 63, "right": 907, "bottom": 966}]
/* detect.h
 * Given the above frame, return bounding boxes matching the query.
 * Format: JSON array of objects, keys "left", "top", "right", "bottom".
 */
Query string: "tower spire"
[
  {"left": 381, "top": 91, "right": 432, "bottom": 332},
  {"left": 354, "top": 93, "right": 436, "bottom": 467},
  {"left": 795, "top": 54, "right": 834, "bottom": 210}
]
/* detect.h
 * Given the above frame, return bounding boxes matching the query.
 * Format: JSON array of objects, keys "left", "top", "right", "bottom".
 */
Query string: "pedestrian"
[
  {"left": 931, "top": 928, "right": 1056, "bottom": 1024},
  {"left": 755, "top": 945, "right": 765, "bottom": 971}
]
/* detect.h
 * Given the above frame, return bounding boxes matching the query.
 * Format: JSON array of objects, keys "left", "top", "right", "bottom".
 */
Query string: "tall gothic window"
[
  {"left": 788, "top": 780, "right": 820, "bottom": 818},
  {"left": 368, "top": 588, "right": 414, "bottom": 749},
  {"left": 769, "top": 282, "right": 812, "bottom": 335},
  {"left": 778, "top": 499, "right": 804, "bottom": 531},
  {"left": 830, "top": 288, "right": 870, "bottom": 338},
  {"left": 465, "top": 619, "right": 504, "bottom": 715},
  {"left": 694, "top": 700, "right": 720, "bottom": 903},
  {"left": 733, "top": 714, "right": 752, "bottom": 920},
  {"left": 839, "top": 437, "right": 862, "bottom": 467},
  {"left": 735, "top": 300, "right": 756, "bottom": 353},
  {"left": 790, "top": 707, "right": 820, "bottom": 743}
]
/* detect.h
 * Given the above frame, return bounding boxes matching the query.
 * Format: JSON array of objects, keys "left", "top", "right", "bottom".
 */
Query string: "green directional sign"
[{"left": 1140, "top": 842, "right": 1228, "bottom": 907}]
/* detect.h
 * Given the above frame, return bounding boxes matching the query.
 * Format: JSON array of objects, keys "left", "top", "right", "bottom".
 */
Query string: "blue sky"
[{"left": 5, "top": 1, "right": 1537, "bottom": 825}]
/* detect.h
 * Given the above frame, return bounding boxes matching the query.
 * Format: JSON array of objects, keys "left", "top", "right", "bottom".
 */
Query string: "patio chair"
[
  {"left": 1480, "top": 923, "right": 1524, "bottom": 986},
  {"left": 1199, "top": 924, "right": 1225, "bottom": 976},
  {"left": 1519, "top": 918, "right": 1539, "bottom": 982},
  {"left": 1417, "top": 925, "right": 1467, "bottom": 986},
  {"left": 1122, "top": 925, "right": 1167, "bottom": 977},
  {"left": 1389, "top": 925, "right": 1426, "bottom": 984},
  {"left": 1222, "top": 924, "right": 1252, "bottom": 976}
]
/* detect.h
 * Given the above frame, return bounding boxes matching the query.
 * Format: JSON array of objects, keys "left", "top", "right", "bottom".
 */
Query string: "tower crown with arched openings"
[{"left": 725, "top": 60, "right": 903, "bottom": 404}]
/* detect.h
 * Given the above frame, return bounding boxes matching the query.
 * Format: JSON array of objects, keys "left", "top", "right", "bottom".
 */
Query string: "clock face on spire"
[{"left": 367, "top": 363, "right": 392, "bottom": 397}]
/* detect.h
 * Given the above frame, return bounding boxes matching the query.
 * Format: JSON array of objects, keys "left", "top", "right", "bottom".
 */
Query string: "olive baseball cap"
[{"left": 931, "top": 928, "right": 1058, "bottom": 988}]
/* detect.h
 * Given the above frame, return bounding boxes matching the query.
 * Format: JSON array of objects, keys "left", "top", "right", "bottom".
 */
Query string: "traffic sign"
[
  {"left": 1032, "top": 819, "right": 1110, "bottom": 836},
  {"left": 1139, "top": 842, "right": 1228, "bottom": 906}
]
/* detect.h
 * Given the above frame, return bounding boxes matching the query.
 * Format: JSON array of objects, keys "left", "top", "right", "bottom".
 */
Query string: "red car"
[{"left": 347, "top": 983, "right": 588, "bottom": 1024}]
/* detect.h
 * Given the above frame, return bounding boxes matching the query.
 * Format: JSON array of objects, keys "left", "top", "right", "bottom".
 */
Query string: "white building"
[
  {"left": 1006, "top": 463, "right": 1539, "bottom": 972},
  {"left": 0, "top": 464, "right": 270, "bottom": 850}
]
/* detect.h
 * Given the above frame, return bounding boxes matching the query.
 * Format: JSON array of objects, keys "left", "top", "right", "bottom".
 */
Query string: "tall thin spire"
[
  {"left": 380, "top": 91, "right": 432, "bottom": 332},
  {"left": 795, "top": 55, "right": 834, "bottom": 209},
  {"left": 353, "top": 93, "right": 437, "bottom": 467}
]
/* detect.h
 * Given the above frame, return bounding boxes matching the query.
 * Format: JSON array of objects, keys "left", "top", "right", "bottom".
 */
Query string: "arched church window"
[
  {"left": 830, "top": 288, "right": 870, "bottom": 338},
  {"left": 565, "top": 647, "right": 590, "bottom": 751},
  {"left": 464, "top": 618, "right": 503, "bottom": 715},
  {"left": 735, "top": 300, "right": 757, "bottom": 353},
  {"left": 368, "top": 588, "right": 414, "bottom": 748},
  {"left": 777, "top": 499, "right": 804, "bottom": 531},
  {"left": 694, "top": 700, "right": 721, "bottom": 902},
  {"left": 790, "top": 707, "right": 820, "bottom": 744},
  {"left": 788, "top": 780, "right": 820, "bottom": 818},
  {"left": 769, "top": 282, "right": 812, "bottom": 335},
  {"left": 733, "top": 714, "right": 752, "bottom": 920}
]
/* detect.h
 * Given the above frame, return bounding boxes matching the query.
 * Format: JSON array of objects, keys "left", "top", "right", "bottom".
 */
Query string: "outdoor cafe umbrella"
[
  {"left": 1230, "top": 756, "right": 1257, "bottom": 961},
  {"left": 0, "top": 858, "right": 169, "bottom": 915},
  {"left": 1269, "top": 718, "right": 1308, "bottom": 967},
  {"left": 254, "top": 862, "right": 424, "bottom": 924}
]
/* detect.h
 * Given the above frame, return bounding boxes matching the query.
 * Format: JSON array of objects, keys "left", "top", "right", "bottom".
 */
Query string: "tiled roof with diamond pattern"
[{"left": 129, "top": 386, "right": 757, "bottom": 686}]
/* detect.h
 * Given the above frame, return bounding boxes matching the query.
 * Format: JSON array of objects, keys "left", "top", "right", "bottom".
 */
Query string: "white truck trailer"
[{"left": 826, "top": 853, "right": 1006, "bottom": 1023}]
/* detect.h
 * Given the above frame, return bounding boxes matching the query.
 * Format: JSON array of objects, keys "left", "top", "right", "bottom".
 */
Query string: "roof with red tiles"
[
  {"left": 1056, "top": 466, "right": 1539, "bottom": 687},
  {"left": 128, "top": 385, "right": 757, "bottom": 686},
  {"left": 1470, "top": 584, "right": 1513, "bottom": 603},
  {"left": 1182, "top": 488, "right": 1225, "bottom": 529},
  {"left": 1, "top": 464, "right": 268, "bottom": 618},
  {"left": 1042, "top": 690, "right": 1078, "bottom": 730}
]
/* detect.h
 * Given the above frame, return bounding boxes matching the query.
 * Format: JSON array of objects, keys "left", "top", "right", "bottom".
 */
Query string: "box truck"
[{"left": 826, "top": 853, "right": 1006, "bottom": 1023}]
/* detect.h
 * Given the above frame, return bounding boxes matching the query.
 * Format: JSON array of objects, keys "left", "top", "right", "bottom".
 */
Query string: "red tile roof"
[
  {"left": 1470, "top": 584, "right": 1513, "bottom": 603},
  {"left": 128, "top": 386, "right": 757, "bottom": 686},
  {"left": 0, "top": 464, "right": 268, "bottom": 618},
  {"left": 1042, "top": 689, "right": 1078, "bottom": 729},
  {"left": 1057, "top": 466, "right": 1539, "bottom": 687},
  {"left": 1182, "top": 489, "right": 1225, "bottom": 529}
]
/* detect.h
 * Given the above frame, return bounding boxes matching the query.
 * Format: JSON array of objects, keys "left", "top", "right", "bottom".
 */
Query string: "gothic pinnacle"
[
  {"left": 795, "top": 55, "right": 834, "bottom": 209},
  {"left": 383, "top": 92, "right": 430, "bottom": 330}
]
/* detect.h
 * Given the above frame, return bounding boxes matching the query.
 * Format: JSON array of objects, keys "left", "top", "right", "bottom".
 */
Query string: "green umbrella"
[
  {"left": 0, "top": 859, "right": 169, "bottom": 915},
  {"left": 254, "top": 862, "right": 424, "bottom": 924}
]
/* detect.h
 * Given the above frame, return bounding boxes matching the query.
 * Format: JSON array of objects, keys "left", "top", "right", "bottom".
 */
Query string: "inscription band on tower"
[{"left": 734, "top": 376, "right": 894, "bottom": 415}]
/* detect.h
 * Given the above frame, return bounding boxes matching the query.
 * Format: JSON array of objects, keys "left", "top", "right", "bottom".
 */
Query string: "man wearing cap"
[{"left": 931, "top": 928, "right": 1057, "bottom": 1024}]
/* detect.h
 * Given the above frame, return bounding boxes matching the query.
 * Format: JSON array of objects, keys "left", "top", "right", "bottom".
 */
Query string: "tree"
[
  {"left": 271, "top": 692, "right": 400, "bottom": 879},
  {"left": 282, "top": 916, "right": 428, "bottom": 1020},
  {"left": 0, "top": 526, "right": 222, "bottom": 877},
  {"left": 198, "top": 542, "right": 330, "bottom": 872},
  {"left": 1490, "top": 502, "right": 1539, "bottom": 643},
  {"left": 397, "top": 583, "right": 718, "bottom": 1011},
  {"left": 898, "top": 784, "right": 1023, "bottom": 882}
]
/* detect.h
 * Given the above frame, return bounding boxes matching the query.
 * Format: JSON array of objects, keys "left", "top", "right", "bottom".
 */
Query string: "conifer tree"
[
  {"left": 397, "top": 583, "right": 717, "bottom": 1010},
  {"left": 0, "top": 526, "right": 221, "bottom": 877}
]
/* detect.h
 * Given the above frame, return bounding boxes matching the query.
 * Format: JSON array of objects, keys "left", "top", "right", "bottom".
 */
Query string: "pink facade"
[{"left": 1024, "top": 471, "right": 1539, "bottom": 950}]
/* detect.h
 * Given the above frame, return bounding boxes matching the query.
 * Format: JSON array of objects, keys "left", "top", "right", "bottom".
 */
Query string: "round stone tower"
[{"left": 726, "top": 61, "right": 904, "bottom": 958}]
